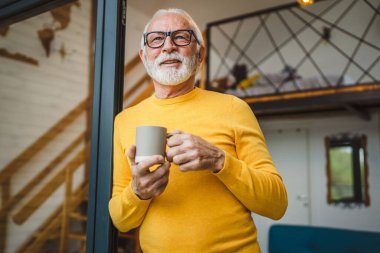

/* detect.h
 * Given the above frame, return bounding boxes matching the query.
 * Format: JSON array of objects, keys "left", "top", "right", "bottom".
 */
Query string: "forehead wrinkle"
[{"left": 147, "top": 13, "right": 191, "bottom": 33}]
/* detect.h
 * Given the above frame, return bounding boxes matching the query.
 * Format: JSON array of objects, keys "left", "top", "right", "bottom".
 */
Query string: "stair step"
[
  {"left": 70, "top": 212, "right": 87, "bottom": 221},
  {"left": 36, "top": 231, "right": 60, "bottom": 240},
  {"left": 69, "top": 232, "right": 86, "bottom": 241}
]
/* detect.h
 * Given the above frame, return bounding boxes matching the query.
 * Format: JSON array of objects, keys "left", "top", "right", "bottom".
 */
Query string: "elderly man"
[{"left": 109, "top": 8, "right": 287, "bottom": 253}]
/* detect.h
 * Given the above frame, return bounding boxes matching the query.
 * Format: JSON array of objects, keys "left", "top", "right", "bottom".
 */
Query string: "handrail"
[
  {"left": 0, "top": 132, "right": 85, "bottom": 217},
  {"left": 0, "top": 99, "right": 88, "bottom": 184},
  {"left": 13, "top": 148, "right": 86, "bottom": 225}
]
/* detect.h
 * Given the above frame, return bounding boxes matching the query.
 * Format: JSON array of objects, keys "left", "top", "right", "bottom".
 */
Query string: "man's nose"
[{"left": 161, "top": 36, "right": 177, "bottom": 53}]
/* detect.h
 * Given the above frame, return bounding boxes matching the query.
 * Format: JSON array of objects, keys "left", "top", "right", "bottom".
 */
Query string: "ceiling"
[{"left": 128, "top": 0, "right": 295, "bottom": 29}]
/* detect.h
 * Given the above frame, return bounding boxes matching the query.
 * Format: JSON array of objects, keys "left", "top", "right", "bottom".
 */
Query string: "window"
[{"left": 325, "top": 133, "right": 370, "bottom": 207}]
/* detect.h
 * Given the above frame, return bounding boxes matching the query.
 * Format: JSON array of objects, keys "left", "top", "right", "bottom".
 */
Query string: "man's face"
[{"left": 140, "top": 13, "right": 201, "bottom": 86}]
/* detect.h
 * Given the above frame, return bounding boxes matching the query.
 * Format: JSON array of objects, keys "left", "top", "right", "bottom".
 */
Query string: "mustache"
[{"left": 155, "top": 52, "right": 184, "bottom": 66}]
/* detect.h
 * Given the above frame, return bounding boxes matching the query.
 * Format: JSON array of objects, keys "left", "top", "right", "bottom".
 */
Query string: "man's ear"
[
  {"left": 198, "top": 46, "right": 206, "bottom": 64},
  {"left": 139, "top": 49, "right": 145, "bottom": 64}
]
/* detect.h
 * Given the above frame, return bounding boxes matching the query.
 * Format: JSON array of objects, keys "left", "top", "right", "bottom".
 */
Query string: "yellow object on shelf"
[{"left": 237, "top": 74, "right": 260, "bottom": 89}]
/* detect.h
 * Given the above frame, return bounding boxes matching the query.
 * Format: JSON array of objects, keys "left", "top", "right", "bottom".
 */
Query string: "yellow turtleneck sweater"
[{"left": 109, "top": 87, "right": 287, "bottom": 253}]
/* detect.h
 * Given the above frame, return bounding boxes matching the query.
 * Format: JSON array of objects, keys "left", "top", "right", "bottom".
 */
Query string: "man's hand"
[
  {"left": 166, "top": 130, "right": 225, "bottom": 173},
  {"left": 128, "top": 145, "right": 170, "bottom": 200}
]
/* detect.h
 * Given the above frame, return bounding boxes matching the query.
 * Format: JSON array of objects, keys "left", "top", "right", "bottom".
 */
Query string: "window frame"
[{"left": 325, "top": 133, "right": 370, "bottom": 207}]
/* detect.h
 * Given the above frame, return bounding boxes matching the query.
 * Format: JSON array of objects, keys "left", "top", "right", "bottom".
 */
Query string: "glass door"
[{"left": 0, "top": 1, "right": 94, "bottom": 252}]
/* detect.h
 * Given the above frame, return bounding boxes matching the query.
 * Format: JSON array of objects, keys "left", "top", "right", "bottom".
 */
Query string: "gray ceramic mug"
[{"left": 135, "top": 125, "right": 167, "bottom": 163}]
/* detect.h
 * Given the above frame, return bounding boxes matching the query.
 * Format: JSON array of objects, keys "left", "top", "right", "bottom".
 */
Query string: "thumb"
[{"left": 127, "top": 145, "right": 136, "bottom": 166}]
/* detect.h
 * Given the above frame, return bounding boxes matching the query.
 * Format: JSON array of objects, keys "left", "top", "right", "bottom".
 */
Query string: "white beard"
[{"left": 143, "top": 51, "right": 199, "bottom": 86}]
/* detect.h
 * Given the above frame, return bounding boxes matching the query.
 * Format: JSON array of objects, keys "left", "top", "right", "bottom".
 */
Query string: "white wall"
[
  {"left": 306, "top": 112, "right": 380, "bottom": 231},
  {"left": 256, "top": 111, "right": 380, "bottom": 252}
]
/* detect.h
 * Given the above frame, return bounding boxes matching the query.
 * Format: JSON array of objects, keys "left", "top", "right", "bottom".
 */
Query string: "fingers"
[
  {"left": 167, "top": 132, "right": 197, "bottom": 165},
  {"left": 148, "top": 162, "right": 170, "bottom": 195},
  {"left": 133, "top": 155, "right": 166, "bottom": 177},
  {"left": 132, "top": 161, "right": 170, "bottom": 200},
  {"left": 166, "top": 131, "right": 225, "bottom": 172},
  {"left": 171, "top": 150, "right": 196, "bottom": 165},
  {"left": 166, "top": 145, "right": 186, "bottom": 162},
  {"left": 127, "top": 145, "right": 136, "bottom": 166},
  {"left": 176, "top": 159, "right": 199, "bottom": 172},
  {"left": 167, "top": 130, "right": 186, "bottom": 147},
  {"left": 145, "top": 161, "right": 170, "bottom": 182}
]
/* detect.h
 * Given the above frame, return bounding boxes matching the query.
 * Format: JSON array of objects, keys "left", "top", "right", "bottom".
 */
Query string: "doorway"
[{"left": 253, "top": 127, "right": 311, "bottom": 253}]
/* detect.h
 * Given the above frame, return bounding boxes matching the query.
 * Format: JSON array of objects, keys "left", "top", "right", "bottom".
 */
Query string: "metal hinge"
[{"left": 122, "top": 0, "right": 126, "bottom": 26}]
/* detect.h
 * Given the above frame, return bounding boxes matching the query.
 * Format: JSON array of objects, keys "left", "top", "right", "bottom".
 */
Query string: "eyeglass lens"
[{"left": 146, "top": 30, "right": 192, "bottom": 48}]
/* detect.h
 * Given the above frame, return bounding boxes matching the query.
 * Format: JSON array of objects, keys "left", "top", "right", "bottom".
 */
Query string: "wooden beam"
[
  {"left": 0, "top": 181, "right": 10, "bottom": 253},
  {"left": 245, "top": 83, "right": 380, "bottom": 104},
  {"left": 199, "top": 31, "right": 207, "bottom": 89},
  {"left": 59, "top": 158, "right": 74, "bottom": 253},
  {"left": 248, "top": 84, "right": 380, "bottom": 116},
  {"left": 68, "top": 233, "right": 86, "bottom": 241}
]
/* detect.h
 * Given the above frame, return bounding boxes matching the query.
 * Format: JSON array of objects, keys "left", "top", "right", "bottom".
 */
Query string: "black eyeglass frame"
[{"left": 143, "top": 29, "right": 200, "bottom": 48}]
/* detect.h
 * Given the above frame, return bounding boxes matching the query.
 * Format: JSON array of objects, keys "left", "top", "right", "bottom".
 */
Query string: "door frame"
[
  {"left": 86, "top": 0, "right": 126, "bottom": 252},
  {"left": 0, "top": 0, "right": 76, "bottom": 26}
]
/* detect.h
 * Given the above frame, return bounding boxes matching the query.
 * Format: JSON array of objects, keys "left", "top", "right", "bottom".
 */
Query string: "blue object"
[{"left": 269, "top": 224, "right": 380, "bottom": 253}]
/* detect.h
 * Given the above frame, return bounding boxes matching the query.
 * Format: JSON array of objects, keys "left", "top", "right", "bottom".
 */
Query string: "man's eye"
[
  {"left": 152, "top": 37, "right": 164, "bottom": 42},
  {"left": 174, "top": 35, "right": 189, "bottom": 41}
]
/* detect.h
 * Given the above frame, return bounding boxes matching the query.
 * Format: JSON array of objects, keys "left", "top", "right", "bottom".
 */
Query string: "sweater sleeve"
[
  {"left": 214, "top": 97, "right": 288, "bottom": 220},
  {"left": 108, "top": 114, "right": 151, "bottom": 232}
]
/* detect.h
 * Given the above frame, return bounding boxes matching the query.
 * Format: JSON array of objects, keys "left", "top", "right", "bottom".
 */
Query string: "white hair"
[{"left": 140, "top": 8, "right": 204, "bottom": 49}]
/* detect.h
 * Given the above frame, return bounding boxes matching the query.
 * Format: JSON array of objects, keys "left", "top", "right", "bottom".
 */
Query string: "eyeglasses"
[{"left": 144, "top": 29, "right": 200, "bottom": 49}]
